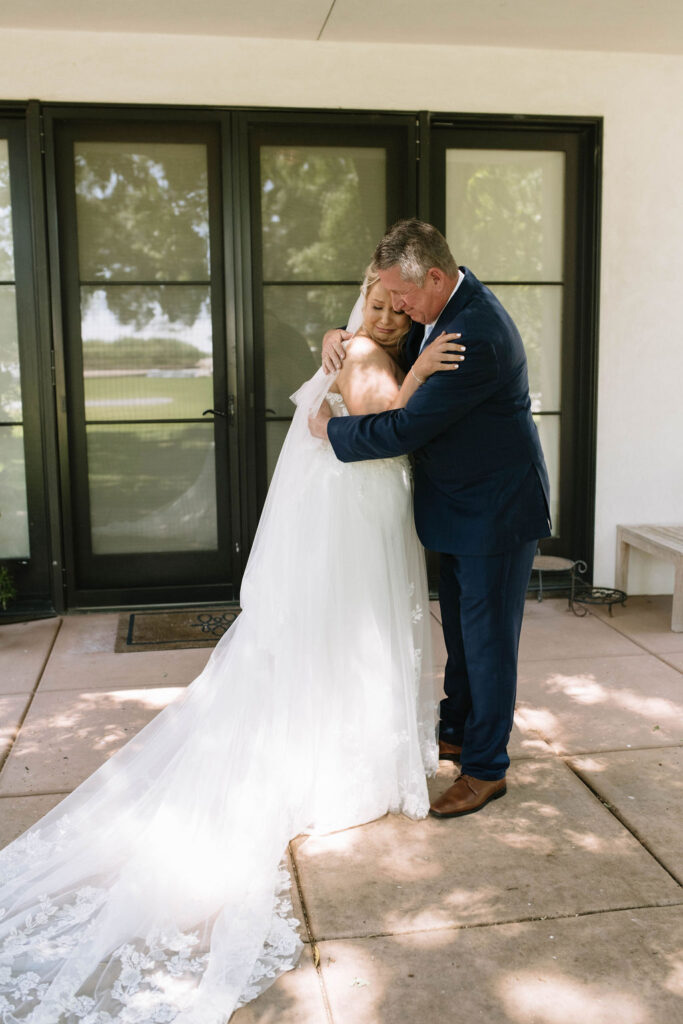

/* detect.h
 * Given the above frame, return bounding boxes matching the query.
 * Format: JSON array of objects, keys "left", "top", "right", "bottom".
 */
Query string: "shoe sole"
[
  {"left": 438, "top": 751, "right": 461, "bottom": 764},
  {"left": 428, "top": 784, "right": 507, "bottom": 819}
]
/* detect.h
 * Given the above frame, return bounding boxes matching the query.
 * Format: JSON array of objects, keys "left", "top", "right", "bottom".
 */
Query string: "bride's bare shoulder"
[{"left": 343, "top": 334, "right": 391, "bottom": 365}]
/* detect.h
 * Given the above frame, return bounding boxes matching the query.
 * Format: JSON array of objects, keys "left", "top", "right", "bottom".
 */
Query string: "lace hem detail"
[
  {"left": 237, "top": 863, "right": 303, "bottom": 1007},
  {"left": 0, "top": 863, "right": 303, "bottom": 1023}
]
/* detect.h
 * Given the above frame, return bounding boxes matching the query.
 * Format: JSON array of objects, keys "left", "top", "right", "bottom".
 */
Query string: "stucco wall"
[{"left": 2, "top": 27, "right": 681, "bottom": 592}]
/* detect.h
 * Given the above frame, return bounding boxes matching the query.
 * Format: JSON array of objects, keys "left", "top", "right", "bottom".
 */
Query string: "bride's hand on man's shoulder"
[
  {"left": 414, "top": 332, "right": 466, "bottom": 381},
  {"left": 322, "top": 329, "right": 352, "bottom": 374}
]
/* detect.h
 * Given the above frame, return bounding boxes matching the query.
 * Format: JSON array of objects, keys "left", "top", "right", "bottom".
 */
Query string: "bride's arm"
[{"left": 387, "top": 332, "right": 465, "bottom": 410}]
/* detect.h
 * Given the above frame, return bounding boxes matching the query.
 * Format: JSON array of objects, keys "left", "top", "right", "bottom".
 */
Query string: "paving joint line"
[
  {"left": 21, "top": 683, "right": 193, "bottom": 696},
  {"left": 313, "top": 900, "right": 683, "bottom": 945},
  {"left": 316, "top": 0, "right": 337, "bottom": 41},
  {"left": 565, "top": 760, "right": 683, "bottom": 888},
  {"left": 586, "top": 607, "right": 683, "bottom": 671},
  {"left": 562, "top": 743, "right": 683, "bottom": 757},
  {"left": 0, "top": 619, "right": 63, "bottom": 779},
  {"left": 519, "top": 650, "right": 646, "bottom": 664},
  {"left": 288, "top": 841, "right": 335, "bottom": 1024},
  {"left": 0, "top": 789, "right": 73, "bottom": 800},
  {"left": 659, "top": 653, "right": 683, "bottom": 674},
  {"left": 506, "top": 747, "right": 682, "bottom": 887}
]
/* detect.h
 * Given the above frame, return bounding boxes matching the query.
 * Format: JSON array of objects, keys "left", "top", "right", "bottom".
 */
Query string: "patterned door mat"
[{"left": 115, "top": 606, "right": 241, "bottom": 652}]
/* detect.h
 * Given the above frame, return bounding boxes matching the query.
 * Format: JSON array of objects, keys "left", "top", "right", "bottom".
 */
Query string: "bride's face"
[{"left": 362, "top": 282, "right": 410, "bottom": 351}]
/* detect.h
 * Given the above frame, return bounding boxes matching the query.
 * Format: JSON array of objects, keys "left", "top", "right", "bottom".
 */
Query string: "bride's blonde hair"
[
  {"left": 359, "top": 263, "right": 410, "bottom": 353},
  {"left": 360, "top": 263, "right": 381, "bottom": 298}
]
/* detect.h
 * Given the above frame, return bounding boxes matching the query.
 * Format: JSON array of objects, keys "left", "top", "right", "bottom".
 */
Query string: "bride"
[{"left": 0, "top": 268, "right": 463, "bottom": 1023}]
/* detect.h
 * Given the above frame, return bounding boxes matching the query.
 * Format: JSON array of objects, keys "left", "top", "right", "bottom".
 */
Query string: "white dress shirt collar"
[{"left": 419, "top": 269, "right": 464, "bottom": 352}]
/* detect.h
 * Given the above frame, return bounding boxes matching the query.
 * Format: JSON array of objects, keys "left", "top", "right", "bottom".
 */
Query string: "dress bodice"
[
  {"left": 325, "top": 390, "right": 349, "bottom": 417},
  {"left": 325, "top": 389, "right": 412, "bottom": 478}
]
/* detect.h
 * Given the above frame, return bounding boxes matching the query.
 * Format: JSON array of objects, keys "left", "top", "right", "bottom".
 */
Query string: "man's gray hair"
[{"left": 373, "top": 219, "right": 458, "bottom": 286}]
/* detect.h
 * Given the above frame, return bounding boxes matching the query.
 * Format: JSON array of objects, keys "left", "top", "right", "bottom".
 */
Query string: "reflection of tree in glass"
[
  {"left": 454, "top": 165, "right": 546, "bottom": 279},
  {"left": 80, "top": 285, "right": 212, "bottom": 353},
  {"left": 488, "top": 284, "right": 563, "bottom": 414},
  {"left": 263, "top": 285, "right": 358, "bottom": 417},
  {"left": 75, "top": 144, "right": 209, "bottom": 328},
  {"left": 261, "top": 149, "right": 380, "bottom": 302},
  {"left": 87, "top": 424, "right": 214, "bottom": 553},
  {"left": 0, "top": 287, "right": 21, "bottom": 419},
  {"left": 83, "top": 338, "right": 205, "bottom": 372},
  {"left": 0, "top": 145, "right": 15, "bottom": 281},
  {"left": 493, "top": 284, "right": 543, "bottom": 395},
  {"left": 264, "top": 312, "right": 316, "bottom": 417},
  {"left": 0, "top": 425, "right": 29, "bottom": 557},
  {"left": 0, "top": 153, "right": 22, "bottom": 423}
]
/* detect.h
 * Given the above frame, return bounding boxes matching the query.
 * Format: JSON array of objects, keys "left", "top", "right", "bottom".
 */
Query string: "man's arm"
[
  {"left": 309, "top": 333, "right": 465, "bottom": 439},
  {"left": 327, "top": 338, "right": 499, "bottom": 462}
]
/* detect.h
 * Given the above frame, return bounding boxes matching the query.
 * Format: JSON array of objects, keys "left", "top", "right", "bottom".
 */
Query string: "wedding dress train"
[{"left": 0, "top": 366, "right": 438, "bottom": 1023}]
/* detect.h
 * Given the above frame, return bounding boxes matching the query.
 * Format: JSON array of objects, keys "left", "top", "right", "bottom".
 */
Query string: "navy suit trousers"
[{"left": 438, "top": 539, "right": 537, "bottom": 780}]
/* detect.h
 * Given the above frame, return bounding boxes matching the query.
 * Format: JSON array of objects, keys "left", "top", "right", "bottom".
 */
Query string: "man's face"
[{"left": 377, "top": 265, "right": 445, "bottom": 325}]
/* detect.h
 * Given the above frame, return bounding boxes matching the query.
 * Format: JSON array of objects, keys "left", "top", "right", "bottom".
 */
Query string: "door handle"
[{"left": 203, "top": 394, "right": 236, "bottom": 426}]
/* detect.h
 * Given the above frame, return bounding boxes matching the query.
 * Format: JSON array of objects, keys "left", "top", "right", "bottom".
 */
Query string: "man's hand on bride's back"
[{"left": 322, "top": 329, "right": 352, "bottom": 374}]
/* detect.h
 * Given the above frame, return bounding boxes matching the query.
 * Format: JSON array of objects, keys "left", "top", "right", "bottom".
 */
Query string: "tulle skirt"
[{"left": 0, "top": 367, "right": 438, "bottom": 1023}]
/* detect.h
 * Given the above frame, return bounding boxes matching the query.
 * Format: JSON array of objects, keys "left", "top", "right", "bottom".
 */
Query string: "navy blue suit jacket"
[{"left": 328, "top": 268, "right": 551, "bottom": 556}]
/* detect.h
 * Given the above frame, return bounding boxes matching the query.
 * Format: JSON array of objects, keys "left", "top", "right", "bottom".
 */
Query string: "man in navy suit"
[{"left": 310, "top": 220, "right": 551, "bottom": 817}]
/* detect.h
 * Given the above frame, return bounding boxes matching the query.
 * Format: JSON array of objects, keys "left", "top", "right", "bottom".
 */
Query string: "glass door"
[
  {"left": 443, "top": 145, "right": 565, "bottom": 532},
  {"left": 0, "top": 115, "right": 54, "bottom": 612},
  {"left": 245, "top": 116, "right": 417, "bottom": 503},
  {"left": 40, "top": 110, "right": 597, "bottom": 606},
  {"left": 430, "top": 122, "right": 599, "bottom": 562},
  {"left": 52, "top": 118, "right": 238, "bottom": 605},
  {"left": 0, "top": 133, "right": 29, "bottom": 563}
]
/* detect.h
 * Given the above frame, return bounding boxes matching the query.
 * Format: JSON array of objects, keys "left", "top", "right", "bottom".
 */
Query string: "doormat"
[{"left": 115, "top": 606, "right": 241, "bottom": 652}]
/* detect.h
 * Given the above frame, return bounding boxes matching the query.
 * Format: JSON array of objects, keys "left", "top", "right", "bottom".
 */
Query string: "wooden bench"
[{"left": 616, "top": 525, "right": 683, "bottom": 632}]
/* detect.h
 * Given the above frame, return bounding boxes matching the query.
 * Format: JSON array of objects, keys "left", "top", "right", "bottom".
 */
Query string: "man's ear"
[{"left": 427, "top": 267, "right": 445, "bottom": 288}]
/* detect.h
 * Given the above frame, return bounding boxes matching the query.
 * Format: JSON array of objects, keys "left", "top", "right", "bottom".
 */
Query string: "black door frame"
[
  {"left": 1, "top": 102, "right": 601, "bottom": 612},
  {"left": 44, "top": 106, "right": 243, "bottom": 608},
  {"left": 0, "top": 105, "right": 62, "bottom": 615}
]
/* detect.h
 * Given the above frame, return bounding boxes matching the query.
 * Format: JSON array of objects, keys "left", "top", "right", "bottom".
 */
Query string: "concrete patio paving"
[{"left": 1, "top": 595, "right": 682, "bottom": 1023}]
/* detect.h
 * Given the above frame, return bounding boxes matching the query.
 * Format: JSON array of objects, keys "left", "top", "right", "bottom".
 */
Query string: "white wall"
[{"left": 2, "top": 28, "right": 681, "bottom": 593}]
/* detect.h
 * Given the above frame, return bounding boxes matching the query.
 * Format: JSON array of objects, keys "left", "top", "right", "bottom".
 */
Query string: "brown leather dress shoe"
[
  {"left": 429, "top": 774, "right": 506, "bottom": 818},
  {"left": 438, "top": 739, "right": 462, "bottom": 763}
]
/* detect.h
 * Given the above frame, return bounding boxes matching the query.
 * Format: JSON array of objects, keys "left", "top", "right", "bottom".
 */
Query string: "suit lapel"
[{"left": 403, "top": 321, "right": 424, "bottom": 368}]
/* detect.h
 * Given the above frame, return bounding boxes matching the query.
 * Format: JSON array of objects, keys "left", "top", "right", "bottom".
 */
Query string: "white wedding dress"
[{"left": 0, "top": 365, "right": 438, "bottom": 1023}]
